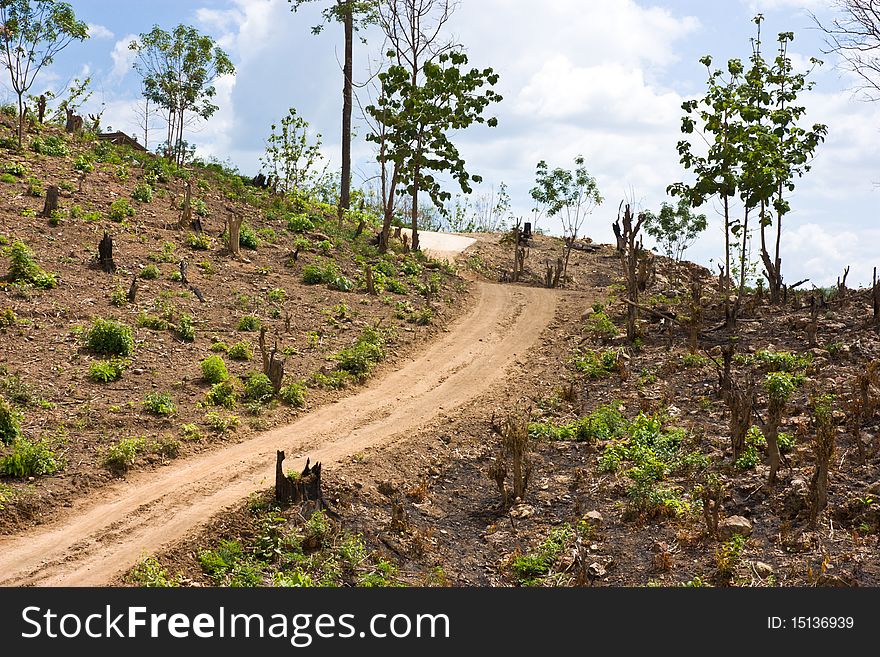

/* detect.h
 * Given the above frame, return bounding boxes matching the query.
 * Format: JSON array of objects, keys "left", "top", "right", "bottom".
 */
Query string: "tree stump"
[
  {"left": 98, "top": 232, "right": 116, "bottom": 273},
  {"left": 275, "top": 452, "right": 324, "bottom": 507},
  {"left": 365, "top": 264, "right": 377, "bottom": 295},
  {"left": 259, "top": 327, "right": 285, "bottom": 393},
  {"left": 41, "top": 185, "right": 59, "bottom": 218},
  {"left": 178, "top": 260, "right": 189, "bottom": 285},
  {"left": 226, "top": 210, "right": 242, "bottom": 258},
  {"left": 127, "top": 276, "right": 138, "bottom": 303},
  {"left": 37, "top": 95, "right": 46, "bottom": 124},
  {"left": 178, "top": 181, "right": 193, "bottom": 230}
]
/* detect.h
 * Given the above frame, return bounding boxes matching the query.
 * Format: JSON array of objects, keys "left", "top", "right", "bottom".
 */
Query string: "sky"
[{"left": 11, "top": 0, "right": 880, "bottom": 287}]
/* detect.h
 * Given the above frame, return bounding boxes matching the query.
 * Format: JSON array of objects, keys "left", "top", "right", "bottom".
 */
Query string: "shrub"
[
  {"left": 267, "top": 288, "right": 286, "bottom": 303},
  {"left": 30, "top": 135, "right": 69, "bottom": 156},
  {"left": 335, "top": 327, "right": 385, "bottom": 379},
  {"left": 103, "top": 437, "right": 146, "bottom": 472},
  {"left": 585, "top": 311, "right": 617, "bottom": 340},
  {"left": 110, "top": 285, "right": 128, "bottom": 307},
  {"left": 1, "top": 438, "right": 62, "bottom": 477},
  {"left": 27, "top": 176, "right": 43, "bottom": 197},
  {"left": 180, "top": 423, "right": 203, "bottom": 442},
  {"left": 198, "top": 260, "right": 216, "bottom": 274},
  {"left": 137, "top": 312, "right": 169, "bottom": 331},
  {"left": 681, "top": 353, "right": 709, "bottom": 369},
  {"left": 227, "top": 341, "right": 253, "bottom": 361},
  {"left": 309, "top": 370, "right": 351, "bottom": 390},
  {"left": 244, "top": 372, "right": 275, "bottom": 402},
  {"left": 204, "top": 411, "right": 239, "bottom": 434},
  {"left": 530, "top": 403, "right": 628, "bottom": 444},
  {"left": 152, "top": 435, "right": 180, "bottom": 458},
  {"left": 176, "top": 314, "right": 196, "bottom": 342},
  {"left": 511, "top": 526, "right": 573, "bottom": 586},
  {"left": 139, "top": 264, "right": 161, "bottom": 280},
  {"left": 127, "top": 556, "right": 181, "bottom": 587},
  {"left": 206, "top": 379, "right": 238, "bottom": 409},
  {"left": 88, "top": 358, "right": 127, "bottom": 383},
  {"left": 131, "top": 183, "right": 153, "bottom": 203},
  {"left": 5, "top": 240, "right": 57, "bottom": 288},
  {"left": 279, "top": 381, "right": 307, "bottom": 407},
  {"left": 237, "top": 315, "right": 261, "bottom": 332},
  {"left": 87, "top": 318, "right": 134, "bottom": 356},
  {"left": 0, "top": 396, "right": 23, "bottom": 445},
  {"left": 2, "top": 161, "right": 28, "bottom": 177},
  {"left": 186, "top": 231, "right": 212, "bottom": 250},
  {"left": 302, "top": 260, "right": 340, "bottom": 285},
  {"left": 287, "top": 213, "right": 314, "bottom": 232},
  {"left": 572, "top": 349, "right": 622, "bottom": 379},
  {"left": 73, "top": 154, "right": 93, "bottom": 173},
  {"left": 143, "top": 392, "right": 175, "bottom": 416},
  {"left": 0, "top": 307, "right": 16, "bottom": 328},
  {"left": 209, "top": 340, "right": 228, "bottom": 353},
  {"left": 109, "top": 198, "right": 135, "bottom": 222},
  {"left": 239, "top": 222, "right": 258, "bottom": 250},
  {"left": 0, "top": 172, "right": 16, "bottom": 183},
  {"left": 201, "top": 356, "right": 229, "bottom": 384}
]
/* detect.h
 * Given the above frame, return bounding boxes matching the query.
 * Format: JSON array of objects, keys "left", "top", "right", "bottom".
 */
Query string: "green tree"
[
  {"left": 365, "top": 49, "right": 501, "bottom": 253},
  {"left": 530, "top": 155, "right": 602, "bottom": 284},
  {"left": 290, "top": 1, "right": 377, "bottom": 222},
  {"left": 0, "top": 0, "right": 88, "bottom": 147},
  {"left": 260, "top": 107, "right": 323, "bottom": 194},
  {"left": 129, "top": 24, "right": 235, "bottom": 166},
  {"left": 643, "top": 198, "right": 708, "bottom": 264}
]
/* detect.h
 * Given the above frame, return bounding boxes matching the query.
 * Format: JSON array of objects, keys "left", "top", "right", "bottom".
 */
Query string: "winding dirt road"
[{"left": 0, "top": 279, "right": 557, "bottom": 586}]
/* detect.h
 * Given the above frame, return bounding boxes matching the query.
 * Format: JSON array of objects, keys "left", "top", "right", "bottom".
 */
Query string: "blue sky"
[{"left": 12, "top": 0, "right": 880, "bottom": 286}]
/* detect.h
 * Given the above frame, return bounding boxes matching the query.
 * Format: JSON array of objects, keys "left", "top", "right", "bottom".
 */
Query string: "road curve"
[{"left": 0, "top": 281, "right": 557, "bottom": 586}]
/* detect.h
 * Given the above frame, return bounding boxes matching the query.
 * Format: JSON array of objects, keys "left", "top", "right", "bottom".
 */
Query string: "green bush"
[
  {"left": 244, "top": 372, "right": 275, "bottom": 402},
  {"left": 87, "top": 318, "right": 134, "bottom": 356},
  {"left": 110, "top": 285, "right": 128, "bottom": 307},
  {"left": 73, "top": 154, "right": 93, "bottom": 173},
  {"left": 109, "top": 198, "right": 135, "bottom": 222},
  {"left": 287, "top": 213, "right": 314, "bottom": 232},
  {"left": 204, "top": 411, "right": 239, "bottom": 434},
  {"left": 139, "top": 264, "right": 161, "bottom": 280},
  {"left": 176, "top": 314, "right": 195, "bottom": 342},
  {"left": 88, "top": 358, "right": 128, "bottom": 383},
  {"left": 27, "top": 176, "right": 43, "bottom": 197},
  {"left": 5, "top": 240, "right": 57, "bottom": 289},
  {"left": 103, "top": 436, "right": 146, "bottom": 472},
  {"left": 1, "top": 438, "right": 62, "bottom": 477},
  {"left": 530, "top": 403, "right": 628, "bottom": 444},
  {"left": 2, "top": 161, "right": 28, "bottom": 177},
  {"left": 0, "top": 172, "right": 16, "bottom": 183},
  {"left": 279, "top": 381, "right": 307, "bottom": 407},
  {"left": 0, "top": 395, "right": 23, "bottom": 445},
  {"left": 511, "top": 526, "right": 573, "bottom": 586},
  {"left": 335, "top": 327, "right": 386, "bottom": 379},
  {"left": 267, "top": 288, "right": 286, "bottom": 303},
  {"left": 585, "top": 311, "right": 617, "bottom": 340},
  {"left": 302, "top": 260, "right": 340, "bottom": 285},
  {"left": 209, "top": 340, "right": 228, "bottom": 353},
  {"left": 239, "top": 223, "right": 258, "bottom": 250},
  {"left": 237, "top": 315, "right": 261, "bottom": 332},
  {"left": 30, "top": 135, "right": 69, "bottom": 156},
  {"left": 152, "top": 435, "right": 180, "bottom": 459},
  {"left": 131, "top": 183, "right": 153, "bottom": 203},
  {"left": 180, "top": 423, "right": 203, "bottom": 442},
  {"left": 227, "top": 341, "right": 253, "bottom": 361},
  {"left": 127, "top": 556, "right": 181, "bottom": 587},
  {"left": 137, "top": 312, "right": 169, "bottom": 331},
  {"left": 201, "top": 355, "right": 229, "bottom": 384},
  {"left": 0, "top": 307, "right": 16, "bottom": 328},
  {"left": 205, "top": 380, "right": 238, "bottom": 409},
  {"left": 186, "top": 231, "right": 212, "bottom": 250},
  {"left": 572, "top": 349, "right": 622, "bottom": 379},
  {"left": 143, "top": 392, "right": 175, "bottom": 416}
]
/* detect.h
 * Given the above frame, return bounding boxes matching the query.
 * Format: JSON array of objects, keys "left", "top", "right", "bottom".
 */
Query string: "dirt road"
[{"left": 0, "top": 281, "right": 557, "bottom": 586}]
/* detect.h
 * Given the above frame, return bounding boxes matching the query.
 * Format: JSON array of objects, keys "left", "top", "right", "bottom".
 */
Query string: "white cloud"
[
  {"left": 110, "top": 34, "right": 138, "bottom": 80},
  {"left": 742, "top": 0, "right": 830, "bottom": 13},
  {"left": 88, "top": 23, "right": 114, "bottom": 40}
]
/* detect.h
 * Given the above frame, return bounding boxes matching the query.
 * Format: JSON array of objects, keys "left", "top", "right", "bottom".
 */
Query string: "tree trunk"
[
  {"left": 17, "top": 93, "right": 24, "bottom": 149},
  {"left": 178, "top": 181, "right": 193, "bottom": 230},
  {"left": 41, "top": 185, "right": 59, "bottom": 218},
  {"left": 338, "top": 2, "right": 354, "bottom": 225},
  {"left": 275, "top": 452, "right": 325, "bottom": 508},
  {"left": 259, "top": 327, "right": 285, "bottom": 393}
]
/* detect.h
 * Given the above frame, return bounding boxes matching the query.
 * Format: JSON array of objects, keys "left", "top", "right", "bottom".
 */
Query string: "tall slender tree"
[
  {"left": 290, "top": 1, "right": 377, "bottom": 222},
  {"left": 0, "top": 0, "right": 88, "bottom": 148}
]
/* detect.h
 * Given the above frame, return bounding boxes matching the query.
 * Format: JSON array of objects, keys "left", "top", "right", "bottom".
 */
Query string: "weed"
[
  {"left": 5, "top": 240, "right": 57, "bottom": 288},
  {"left": 139, "top": 263, "right": 161, "bottom": 280},
  {"left": 0, "top": 396, "right": 23, "bottom": 445},
  {"left": 530, "top": 403, "right": 628, "bottom": 443},
  {"left": 185, "top": 231, "right": 212, "bottom": 250},
  {"left": 127, "top": 556, "right": 181, "bottom": 587},
  {"left": 201, "top": 356, "right": 229, "bottom": 384},
  {"left": 180, "top": 423, "right": 203, "bottom": 442},
  {"left": 238, "top": 315, "right": 261, "bottom": 332},
  {"left": 585, "top": 311, "right": 617, "bottom": 341},
  {"left": 287, "top": 213, "right": 313, "bottom": 232},
  {"left": 715, "top": 534, "right": 748, "bottom": 579},
  {"left": 204, "top": 412, "right": 240, "bottom": 434},
  {"left": 137, "top": 313, "right": 169, "bottom": 331},
  {"left": 227, "top": 341, "right": 253, "bottom": 361},
  {"left": 244, "top": 372, "right": 275, "bottom": 402},
  {"left": 0, "top": 438, "right": 62, "bottom": 477},
  {"left": 109, "top": 285, "right": 128, "bottom": 307},
  {"left": 205, "top": 379, "right": 239, "bottom": 409},
  {"left": 0, "top": 307, "right": 16, "bottom": 328},
  {"left": 198, "top": 260, "right": 216, "bottom": 274},
  {"left": 88, "top": 358, "right": 128, "bottom": 383},
  {"left": 239, "top": 222, "right": 259, "bottom": 250},
  {"left": 109, "top": 198, "right": 135, "bottom": 222},
  {"left": 335, "top": 327, "right": 386, "bottom": 379},
  {"left": 681, "top": 353, "right": 709, "bottom": 368},
  {"left": 511, "top": 525, "right": 573, "bottom": 586},
  {"left": 103, "top": 436, "right": 146, "bottom": 472},
  {"left": 176, "top": 314, "right": 195, "bottom": 342},
  {"left": 279, "top": 382, "right": 307, "bottom": 407},
  {"left": 267, "top": 288, "right": 286, "bottom": 303},
  {"left": 30, "top": 135, "right": 69, "bottom": 156},
  {"left": 87, "top": 318, "right": 134, "bottom": 356},
  {"left": 143, "top": 392, "right": 175, "bottom": 416},
  {"left": 131, "top": 183, "right": 153, "bottom": 203},
  {"left": 572, "top": 348, "right": 623, "bottom": 379},
  {"left": 152, "top": 435, "right": 180, "bottom": 459}
]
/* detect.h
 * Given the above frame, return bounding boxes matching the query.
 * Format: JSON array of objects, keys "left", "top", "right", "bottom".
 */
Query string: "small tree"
[
  {"left": 130, "top": 24, "right": 235, "bottom": 166},
  {"left": 0, "top": 0, "right": 88, "bottom": 147},
  {"left": 260, "top": 107, "right": 323, "bottom": 194},
  {"left": 643, "top": 197, "right": 707, "bottom": 266},
  {"left": 809, "top": 393, "right": 836, "bottom": 528},
  {"left": 530, "top": 155, "right": 602, "bottom": 285},
  {"left": 763, "top": 371, "right": 798, "bottom": 485}
]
